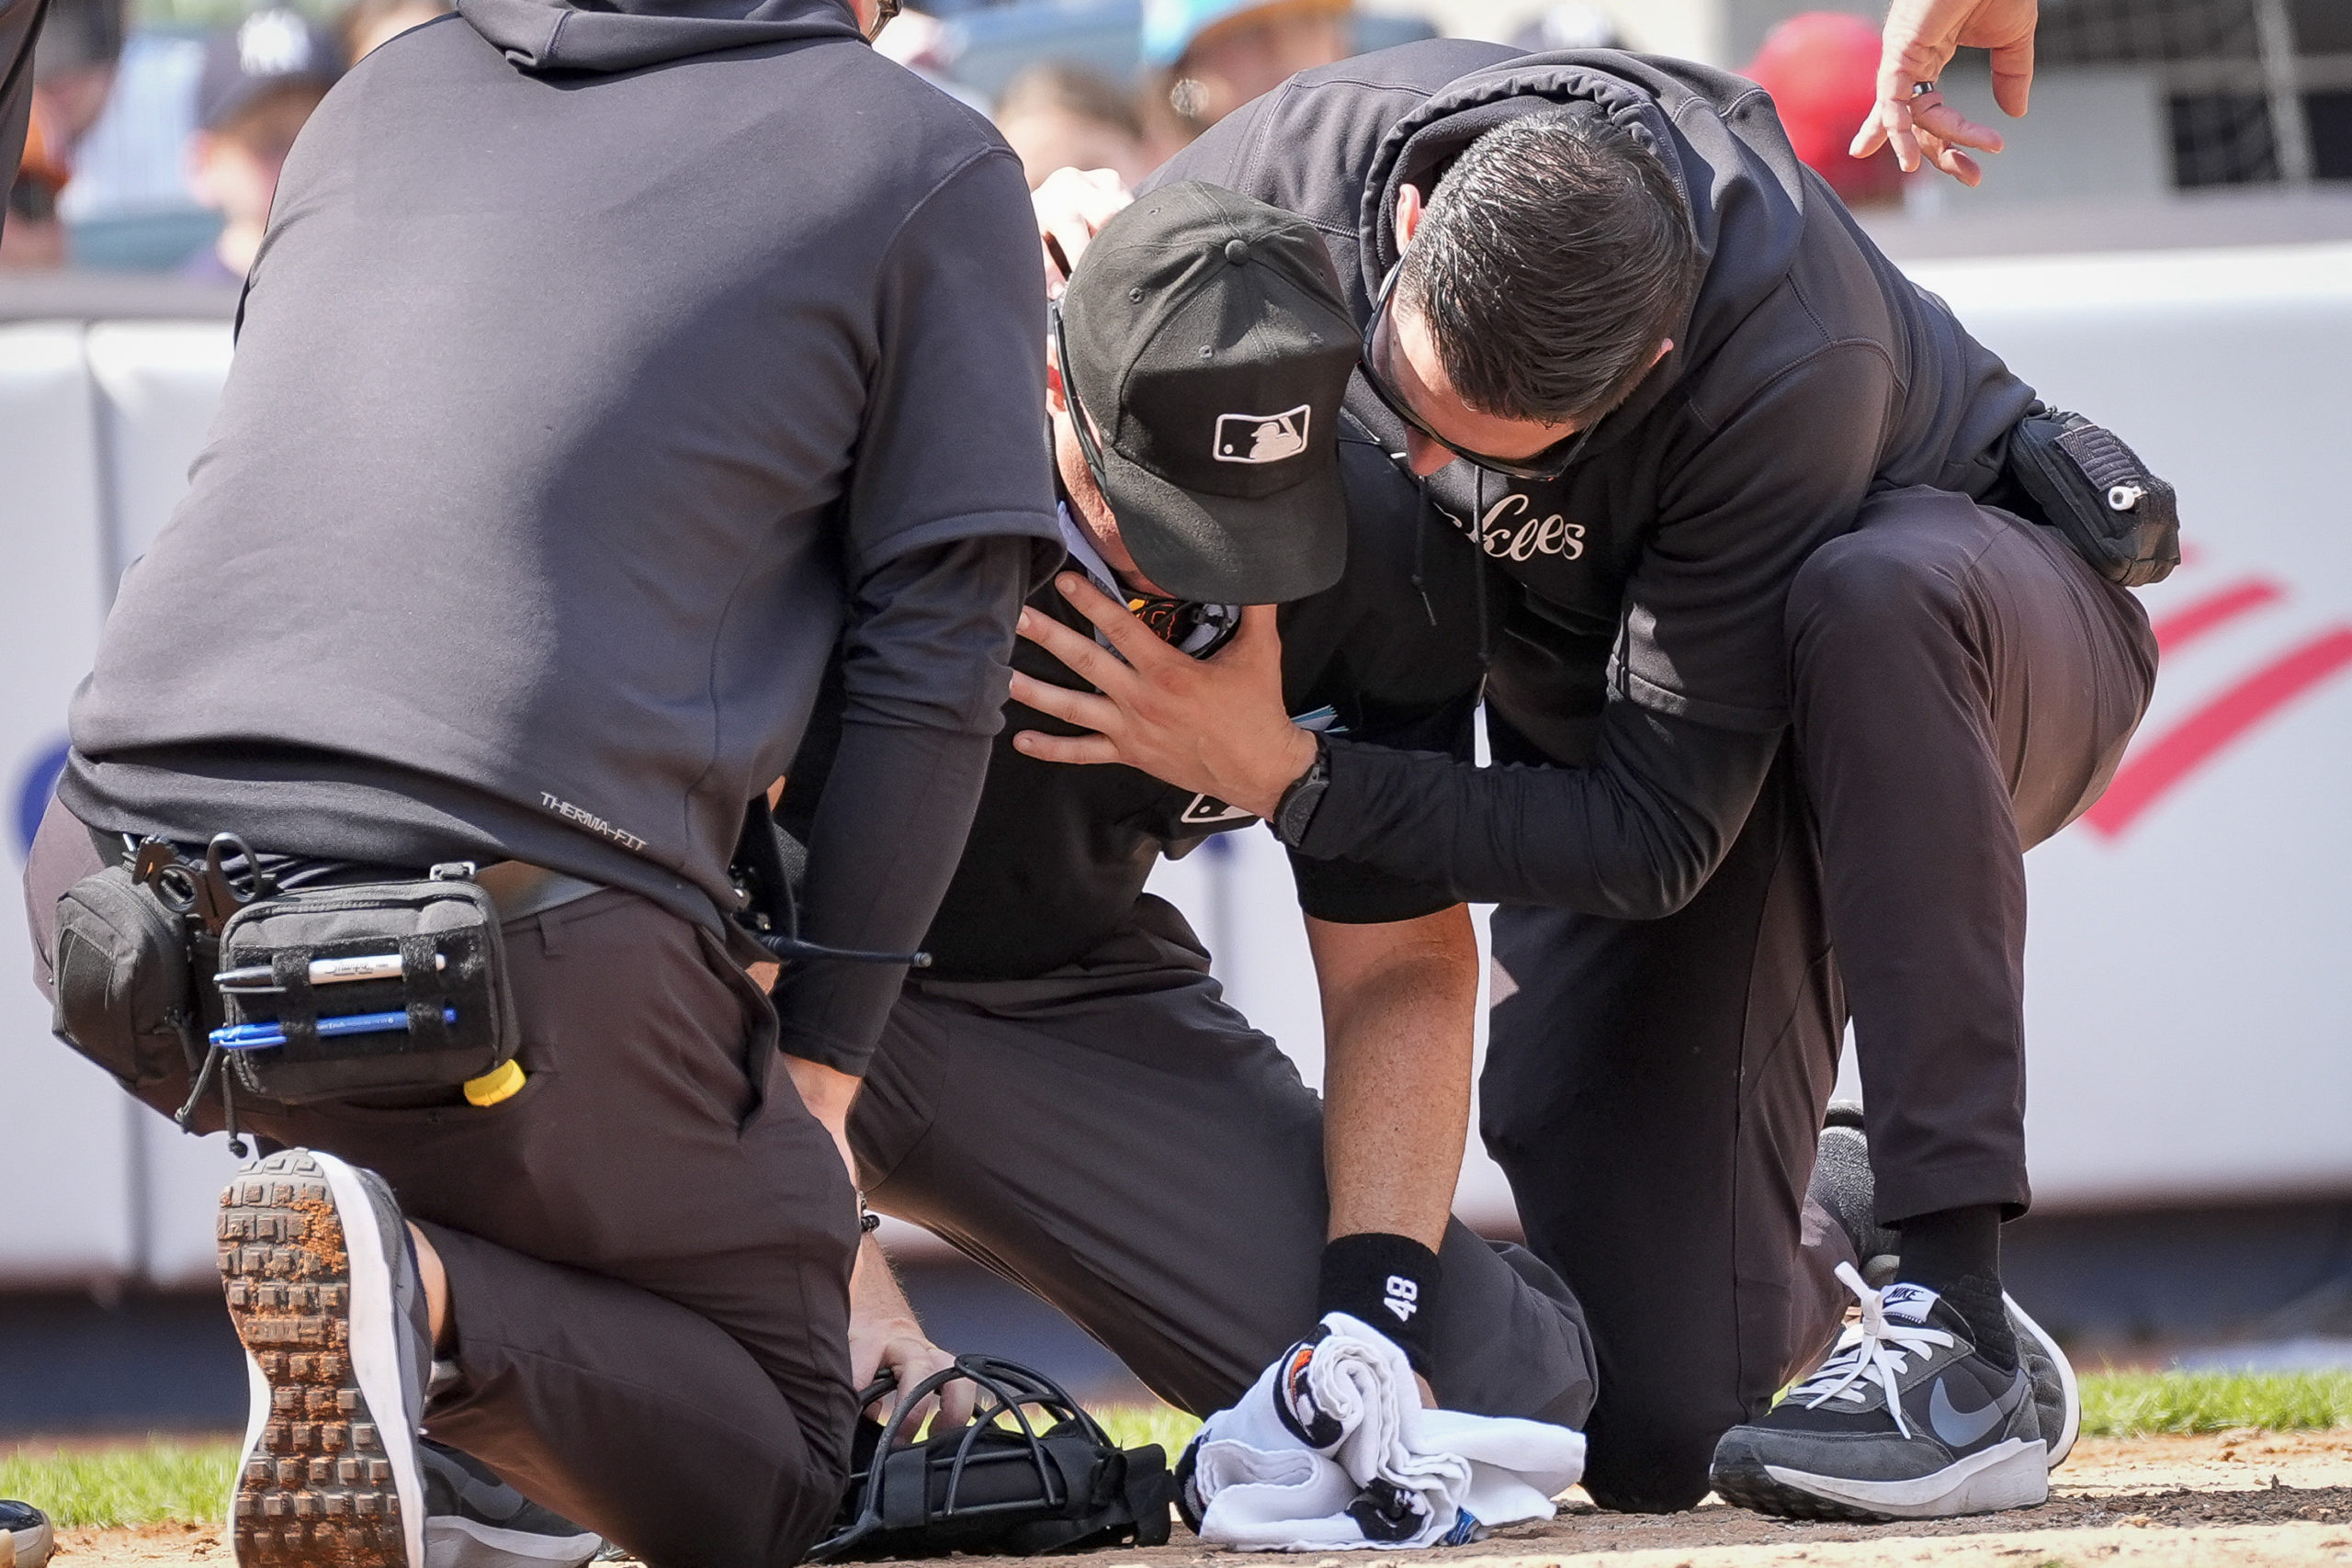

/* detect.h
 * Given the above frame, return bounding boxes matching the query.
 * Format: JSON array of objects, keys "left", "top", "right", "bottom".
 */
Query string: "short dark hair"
[{"left": 1397, "top": 112, "right": 1701, "bottom": 427}]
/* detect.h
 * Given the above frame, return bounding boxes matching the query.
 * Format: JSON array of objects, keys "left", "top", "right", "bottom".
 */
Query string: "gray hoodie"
[
  {"left": 1152, "top": 42, "right": 2036, "bottom": 913},
  {"left": 62, "top": 0, "right": 1057, "bottom": 1059}
]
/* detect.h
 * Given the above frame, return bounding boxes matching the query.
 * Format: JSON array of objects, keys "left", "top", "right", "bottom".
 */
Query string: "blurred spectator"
[
  {"left": 1138, "top": 0, "right": 1349, "bottom": 163},
  {"left": 344, "top": 0, "right": 453, "bottom": 63},
  {"left": 995, "top": 60, "right": 1148, "bottom": 190},
  {"left": 872, "top": 5, "right": 946, "bottom": 72},
  {"left": 179, "top": 9, "right": 340, "bottom": 283},
  {"left": 872, "top": 8, "right": 991, "bottom": 114},
  {"left": 3, "top": 88, "right": 71, "bottom": 265},
  {"left": 55, "top": 32, "right": 208, "bottom": 224},
  {"left": 1508, "top": 2, "right": 1621, "bottom": 52},
  {"left": 1742, "top": 10, "right": 1903, "bottom": 209},
  {"left": 4, "top": 0, "right": 126, "bottom": 269}
]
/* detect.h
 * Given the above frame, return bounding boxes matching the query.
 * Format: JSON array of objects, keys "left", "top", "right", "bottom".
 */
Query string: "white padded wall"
[{"left": 0, "top": 322, "right": 134, "bottom": 1282}]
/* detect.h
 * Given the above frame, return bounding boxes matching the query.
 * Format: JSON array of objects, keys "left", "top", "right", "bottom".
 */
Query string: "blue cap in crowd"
[{"left": 197, "top": 9, "right": 343, "bottom": 131}]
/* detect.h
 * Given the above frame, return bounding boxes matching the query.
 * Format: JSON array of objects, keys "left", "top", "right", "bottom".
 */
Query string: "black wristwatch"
[{"left": 1272, "top": 735, "right": 1332, "bottom": 848}]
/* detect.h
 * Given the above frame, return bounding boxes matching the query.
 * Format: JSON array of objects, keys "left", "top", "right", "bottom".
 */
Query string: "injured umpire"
[
  {"left": 1018, "top": 42, "right": 2165, "bottom": 1522},
  {"left": 779, "top": 181, "right": 1613, "bottom": 1432}
]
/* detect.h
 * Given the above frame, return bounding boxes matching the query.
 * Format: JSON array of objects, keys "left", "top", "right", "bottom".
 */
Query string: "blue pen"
[{"left": 210, "top": 1007, "right": 457, "bottom": 1051}]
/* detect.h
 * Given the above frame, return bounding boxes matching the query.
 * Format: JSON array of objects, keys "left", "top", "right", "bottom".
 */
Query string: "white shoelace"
[{"left": 1787, "top": 1261, "right": 1956, "bottom": 1440}]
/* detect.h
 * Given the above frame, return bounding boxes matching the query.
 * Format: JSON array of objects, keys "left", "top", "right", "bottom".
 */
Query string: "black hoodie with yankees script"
[
  {"left": 1149, "top": 42, "right": 2040, "bottom": 914},
  {"left": 63, "top": 0, "right": 1058, "bottom": 1070}
]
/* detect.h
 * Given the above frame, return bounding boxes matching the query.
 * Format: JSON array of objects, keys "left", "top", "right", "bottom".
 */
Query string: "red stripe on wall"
[
  {"left": 2146, "top": 579, "right": 2284, "bottom": 655},
  {"left": 2085, "top": 626, "right": 2352, "bottom": 839}
]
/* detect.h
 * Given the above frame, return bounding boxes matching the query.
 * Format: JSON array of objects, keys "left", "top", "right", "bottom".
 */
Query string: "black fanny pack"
[
  {"left": 51, "top": 836, "right": 520, "bottom": 1148},
  {"left": 2001, "top": 405, "right": 2180, "bottom": 588},
  {"left": 208, "top": 871, "right": 518, "bottom": 1104}
]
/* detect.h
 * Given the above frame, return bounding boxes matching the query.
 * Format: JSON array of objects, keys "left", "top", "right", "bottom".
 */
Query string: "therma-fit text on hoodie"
[
  {"left": 62, "top": 0, "right": 1059, "bottom": 959},
  {"left": 1150, "top": 42, "right": 2041, "bottom": 910}
]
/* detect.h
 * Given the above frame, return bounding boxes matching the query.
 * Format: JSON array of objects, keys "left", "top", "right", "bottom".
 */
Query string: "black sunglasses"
[
  {"left": 1048, "top": 299, "right": 1115, "bottom": 495},
  {"left": 1358, "top": 262, "right": 1589, "bottom": 483}
]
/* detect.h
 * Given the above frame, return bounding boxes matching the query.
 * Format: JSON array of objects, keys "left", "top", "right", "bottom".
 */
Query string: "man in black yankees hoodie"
[{"left": 1015, "top": 42, "right": 2160, "bottom": 1520}]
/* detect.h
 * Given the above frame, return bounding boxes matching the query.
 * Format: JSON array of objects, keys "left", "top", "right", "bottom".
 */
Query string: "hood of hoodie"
[
  {"left": 1358, "top": 49, "right": 1813, "bottom": 456},
  {"left": 458, "top": 0, "right": 859, "bottom": 73}
]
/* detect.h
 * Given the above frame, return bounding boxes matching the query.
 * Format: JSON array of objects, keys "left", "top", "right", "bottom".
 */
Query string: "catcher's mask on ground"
[{"left": 809, "top": 1356, "right": 1178, "bottom": 1561}]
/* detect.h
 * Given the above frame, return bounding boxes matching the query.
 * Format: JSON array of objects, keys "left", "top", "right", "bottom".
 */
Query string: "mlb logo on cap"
[{"left": 1215, "top": 407, "right": 1310, "bottom": 465}]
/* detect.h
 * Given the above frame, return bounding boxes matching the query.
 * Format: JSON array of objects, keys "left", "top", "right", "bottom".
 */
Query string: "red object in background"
[{"left": 1742, "top": 11, "right": 1903, "bottom": 208}]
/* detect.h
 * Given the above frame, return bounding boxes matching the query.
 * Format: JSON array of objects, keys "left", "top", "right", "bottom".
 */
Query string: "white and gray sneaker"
[
  {"left": 219, "top": 1149, "right": 431, "bottom": 1568},
  {"left": 1805, "top": 1109, "right": 2079, "bottom": 1472},
  {"left": 1710, "top": 1264, "right": 2048, "bottom": 1521},
  {"left": 418, "top": 1441, "right": 603, "bottom": 1568},
  {"left": 2, "top": 1499, "right": 54, "bottom": 1568}
]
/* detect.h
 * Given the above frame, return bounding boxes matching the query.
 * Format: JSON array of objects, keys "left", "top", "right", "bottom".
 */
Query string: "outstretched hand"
[
  {"left": 1010, "top": 573, "right": 1317, "bottom": 821},
  {"left": 1854, "top": 0, "right": 2038, "bottom": 186}
]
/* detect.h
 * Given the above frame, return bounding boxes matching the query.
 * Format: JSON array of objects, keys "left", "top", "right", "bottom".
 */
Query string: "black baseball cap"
[
  {"left": 1057, "top": 181, "right": 1358, "bottom": 604},
  {"left": 197, "top": 9, "right": 341, "bottom": 133}
]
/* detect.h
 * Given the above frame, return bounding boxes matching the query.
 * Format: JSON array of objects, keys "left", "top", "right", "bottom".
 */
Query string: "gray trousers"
[
  {"left": 26, "top": 803, "right": 860, "bottom": 1568},
  {"left": 848, "top": 897, "right": 1599, "bottom": 1430},
  {"left": 1484, "top": 491, "right": 2157, "bottom": 1511}
]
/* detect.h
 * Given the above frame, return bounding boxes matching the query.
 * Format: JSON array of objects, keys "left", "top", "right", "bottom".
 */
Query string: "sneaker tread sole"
[{"left": 220, "top": 1153, "right": 410, "bottom": 1568}]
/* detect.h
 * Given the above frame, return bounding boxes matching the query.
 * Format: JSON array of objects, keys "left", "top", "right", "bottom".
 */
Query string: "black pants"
[
  {"left": 849, "top": 899, "right": 1599, "bottom": 1430},
  {"left": 1484, "top": 491, "right": 2157, "bottom": 1512},
  {"left": 25, "top": 804, "right": 860, "bottom": 1568}
]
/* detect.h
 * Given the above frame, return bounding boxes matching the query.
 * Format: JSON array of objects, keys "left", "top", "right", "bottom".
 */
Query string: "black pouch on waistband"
[
  {"left": 51, "top": 865, "right": 202, "bottom": 1094},
  {"left": 214, "top": 870, "right": 517, "bottom": 1104},
  {"left": 2003, "top": 406, "right": 2180, "bottom": 588}
]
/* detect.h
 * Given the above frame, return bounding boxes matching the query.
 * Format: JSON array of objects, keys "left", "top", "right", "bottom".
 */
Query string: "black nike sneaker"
[
  {"left": 1710, "top": 1264, "right": 2048, "bottom": 1521},
  {"left": 1804, "top": 1110, "right": 2080, "bottom": 1472},
  {"left": 2, "top": 1499, "right": 54, "bottom": 1568},
  {"left": 419, "top": 1441, "right": 604, "bottom": 1568},
  {"left": 220, "top": 1149, "right": 430, "bottom": 1568}
]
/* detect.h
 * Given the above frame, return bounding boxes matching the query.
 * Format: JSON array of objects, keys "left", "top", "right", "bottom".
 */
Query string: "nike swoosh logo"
[{"left": 1928, "top": 1374, "right": 2016, "bottom": 1448}]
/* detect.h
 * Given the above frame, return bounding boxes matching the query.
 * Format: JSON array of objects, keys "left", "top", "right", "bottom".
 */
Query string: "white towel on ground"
[{"left": 1186, "top": 1312, "right": 1586, "bottom": 1551}]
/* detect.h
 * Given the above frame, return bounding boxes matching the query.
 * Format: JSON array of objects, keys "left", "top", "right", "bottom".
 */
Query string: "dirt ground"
[{"left": 51, "top": 1431, "right": 2352, "bottom": 1568}]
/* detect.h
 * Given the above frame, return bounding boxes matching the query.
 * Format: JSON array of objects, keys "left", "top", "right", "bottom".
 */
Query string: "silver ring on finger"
[{"left": 1910, "top": 79, "right": 1938, "bottom": 96}]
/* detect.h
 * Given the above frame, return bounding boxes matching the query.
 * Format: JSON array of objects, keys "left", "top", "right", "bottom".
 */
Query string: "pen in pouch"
[
  {"left": 210, "top": 1007, "right": 459, "bottom": 1051},
  {"left": 216, "top": 953, "right": 447, "bottom": 993}
]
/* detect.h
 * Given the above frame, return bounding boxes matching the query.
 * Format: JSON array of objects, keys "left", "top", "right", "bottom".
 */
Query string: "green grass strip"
[
  {"left": 1096, "top": 1404, "right": 1204, "bottom": 1456},
  {"left": 6, "top": 1371, "right": 2348, "bottom": 1530},
  {"left": 2078, "top": 1368, "right": 2352, "bottom": 1437},
  {"left": 0, "top": 1440, "right": 235, "bottom": 1529}
]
